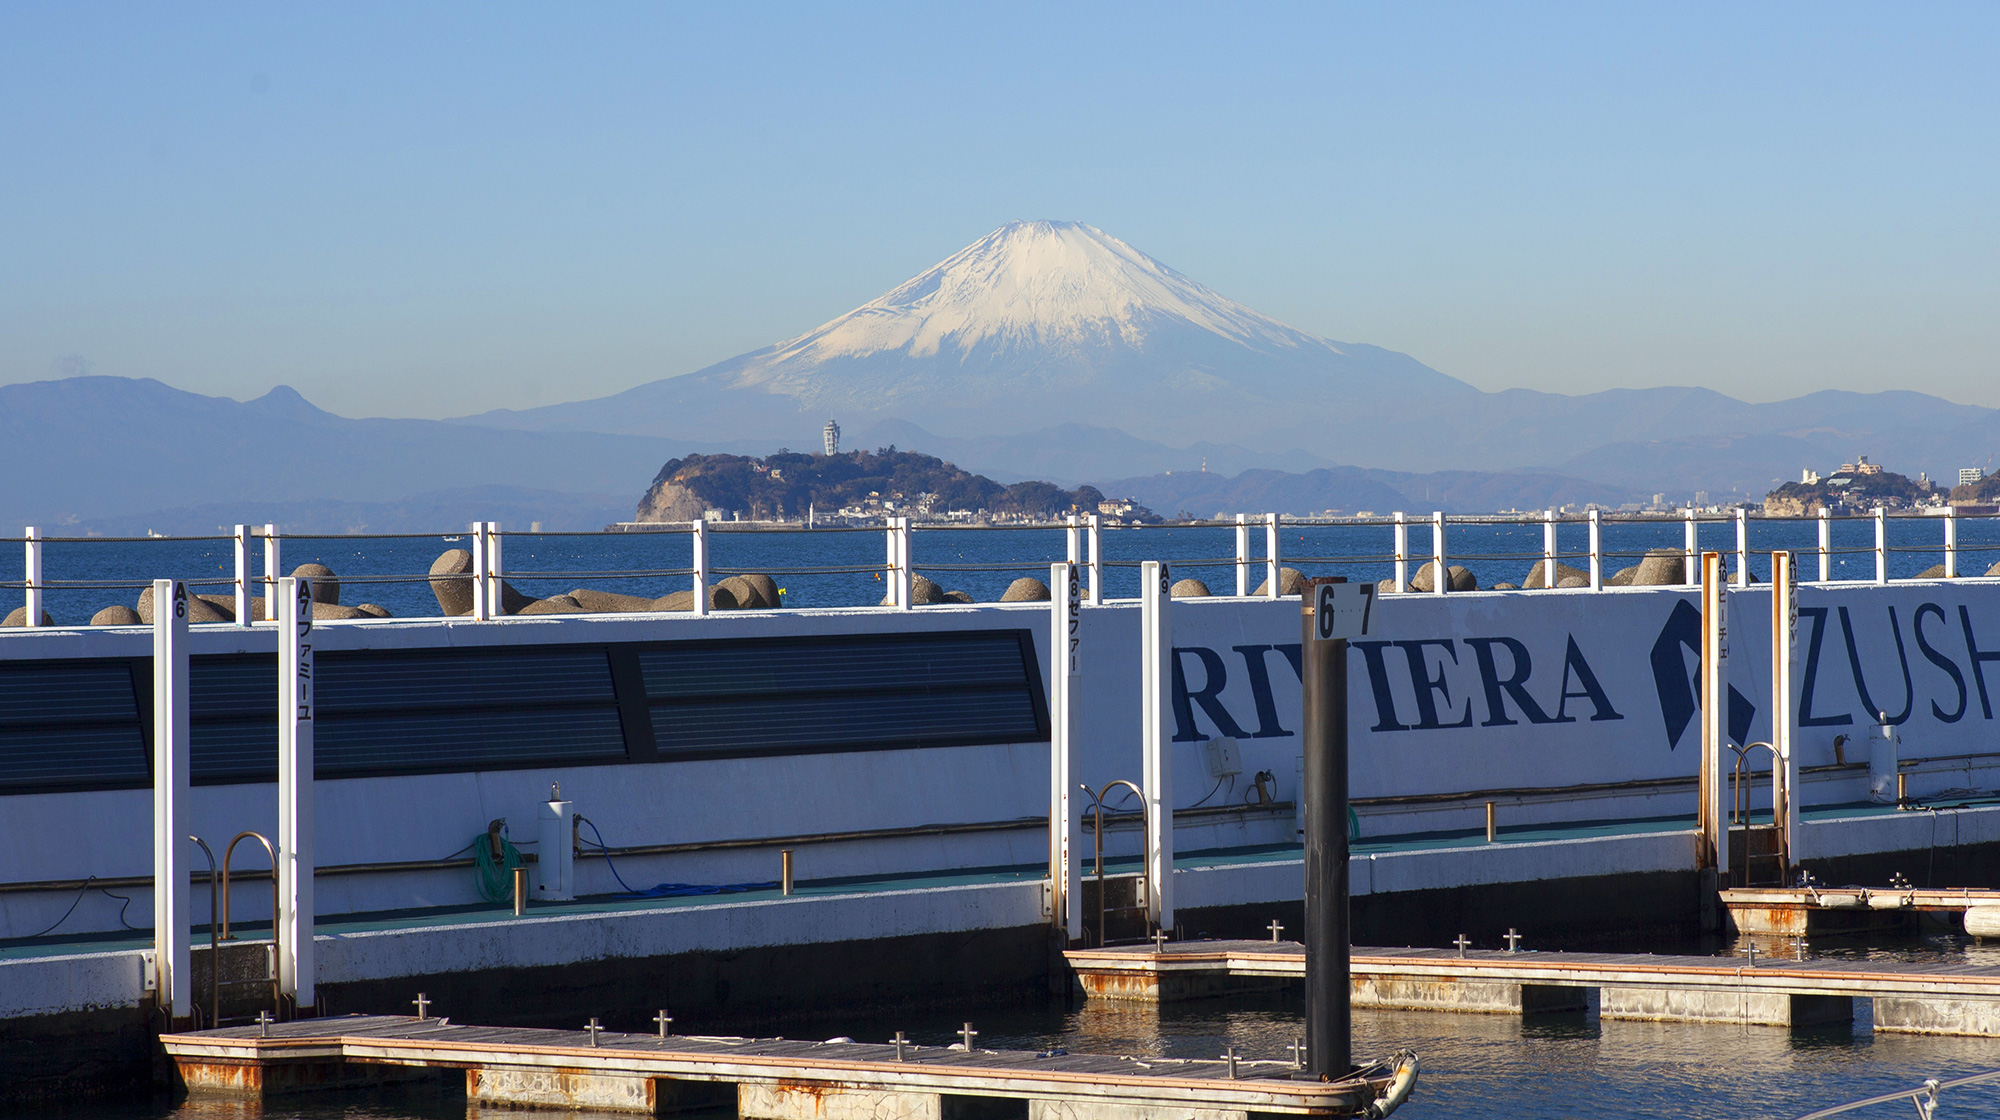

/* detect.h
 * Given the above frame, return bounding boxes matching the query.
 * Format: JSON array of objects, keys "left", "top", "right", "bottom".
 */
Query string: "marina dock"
[
  {"left": 1064, "top": 939, "right": 2000, "bottom": 1034},
  {"left": 1722, "top": 886, "right": 2000, "bottom": 936},
  {"left": 159, "top": 1014, "right": 1412, "bottom": 1118}
]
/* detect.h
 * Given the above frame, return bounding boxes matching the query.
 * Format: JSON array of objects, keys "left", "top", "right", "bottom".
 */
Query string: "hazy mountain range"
[{"left": 6, "top": 220, "right": 1995, "bottom": 531}]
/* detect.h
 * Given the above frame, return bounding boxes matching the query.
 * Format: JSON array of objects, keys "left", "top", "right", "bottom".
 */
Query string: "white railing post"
[
  {"left": 881, "top": 520, "right": 898, "bottom": 609},
  {"left": 1874, "top": 507, "right": 1888, "bottom": 585},
  {"left": 152, "top": 580, "right": 191, "bottom": 1022},
  {"left": 1235, "top": 514, "right": 1250, "bottom": 597},
  {"left": 484, "top": 521, "right": 505, "bottom": 617},
  {"left": 1588, "top": 509, "right": 1603, "bottom": 590},
  {"left": 1683, "top": 507, "right": 1698, "bottom": 588},
  {"left": 1265, "top": 513, "right": 1281, "bottom": 598},
  {"left": 262, "top": 524, "right": 282, "bottom": 621},
  {"left": 277, "top": 576, "right": 315, "bottom": 1010},
  {"left": 1735, "top": 507, "right": 1750, "bottom": 589},
  {"left": 470, "top": 522, "right": 491, "bottom": 621},
  {"left": 896, "top": 517, "right": 913, "bottom": 611},
  {"left": 1773, "top": 550, "right": 1799, "bottom": 862},
  {"left": 1087, "top": 514, "right": 1102, "bottom": 605},
  {"left": 1542, "top": 510, "right": 1557, "bottom": 589},
  {"left": 23, "top": 526, "right": 42, "bottom": 628},
  {"left": 690, "top": 519, "right": 708, "bottom": 617},
  {"left": 1818, "top": 508, "right": 1832, "bottom": 582},
  {"left": 1066, "top": 514, "right": 1081, "bottom": 570},
  {"left": 1049, "top": 561, "right": 1080, "bottom": 939},
  {"left": 1139, "top": 559, "right": 1173, "bottom": 933},
  {"left": 1431, "top": 511, "right": 1446, "bottom": 596},
  {"left": 1393, "top": 512, "right": 1408, "bottom": 593},
  {"left": 232, "top": 525, "right": 250, "bottom": 626},
  {"left": 1944, "top": 507, "right": 1958, "bottom": 579},
  {"left": 1699, "top": 552, "right": 1730, "bottom": 879}
]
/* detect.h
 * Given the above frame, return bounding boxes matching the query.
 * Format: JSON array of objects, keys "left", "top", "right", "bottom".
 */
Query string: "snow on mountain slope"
[{"left": 461, "top": 220, "right": 1474, "bottom": 445}]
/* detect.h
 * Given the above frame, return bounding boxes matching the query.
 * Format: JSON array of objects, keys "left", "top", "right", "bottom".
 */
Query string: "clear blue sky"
[{"left": 3, "top": 2, "right": 1995, "bottom": 418}]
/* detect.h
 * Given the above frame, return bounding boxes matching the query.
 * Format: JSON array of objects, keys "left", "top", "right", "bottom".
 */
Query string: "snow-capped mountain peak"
[{"left": 761, "top": 220, "right": 1314, "bottom": 366}]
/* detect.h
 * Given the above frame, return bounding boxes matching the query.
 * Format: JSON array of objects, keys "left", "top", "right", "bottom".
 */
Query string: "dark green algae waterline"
[{"left": 27, "top": 936, "right": 2000, "bottom": 1120}]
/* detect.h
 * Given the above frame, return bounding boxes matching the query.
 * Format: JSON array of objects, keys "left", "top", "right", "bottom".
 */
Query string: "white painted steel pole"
[
  {"left": 22, "top": 526, "right": 41, "bottom": 627},
  {"left": 1139, "top": 560, "right": 1173, "bottom": 932},
  {"left": 262, "top": 524, "right": 281, "bottom": 621},
  {"left": 1393, "top": 513, "right": 1408, "bottom": 594},
  {"left": 1773, "top": 551, "right": 1799, "bottom": 870},
  {"left": 1086, "top": 515, "right": 1102, "bottom": 605},
  {"left": 1683, "top": 507, "right": 1698, "bottom": 588},
  {"left": 1542, "top": 510, "right": 1557, "bottom": 589},
  {"left": 690, "top": 519, "right": 708, "bottom": 617},
  {"left": 1235, "top": 515, "right": 1250, "bottom": 597},
  {"left": 1735, "top": 508, "right": 1750, "bottom": 589},
  {"left": 1818, "top": 509, "right": 1832, "bottom": 582},
  {"left": 1431, "top": 511, "right": 1446, "bottom": 596},
  {"left": 152, "top": 580, "right": 191, "bottom": 1022},
  {"left": 1066, "top": 514, "right": 1080, "bottom": 571},
  {"left": 232, "top": 525, "right": 250, "bottom": 626},
  {"left": 896, "top": 517, "right": 913, "bottom": 611},
  {"left": 881, "top": 520, "right": 898, "bottom": 609},
  {"left": 277, "top": 577, "right": 315, "bottom": 1011},
  {"left": 1588, "top": 509, "right": 1603, "bottom": 591},
  {"left": 1265, "top": 514, "right": 1280, "bottom": 598},
  {"left": 1874, "top": 507, "right": 1888, "bottom": 585},
  {"left": 485, "top": 522, "right": 504, "bottom": 617},
  {"left": 1945, "top": 507, "right": 1958, "bottom": 579},
  {"left": 1049, "top": 562, "right": 1081, "bottom": 939},
  {"left": 1699, "top": 552, "right": 1729, "bottom": 881},
  {"left": 470, "top": 522, "right": 490, "bottom": 621}
]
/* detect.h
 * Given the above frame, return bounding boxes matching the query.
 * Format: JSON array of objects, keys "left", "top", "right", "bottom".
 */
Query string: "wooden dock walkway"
[
  {"left": 1063, "top": 940, "right": 2000, "bottom": 1035},
  {"left": 160, "top": 1014, "right": 1416, "bottom": 1118}
]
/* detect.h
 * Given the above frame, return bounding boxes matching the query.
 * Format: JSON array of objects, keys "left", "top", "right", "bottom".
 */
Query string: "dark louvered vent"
[
  {"left": 637, "top": 630, "right": 1046, "bottom": 758},
  {"left": 0, "top": 661, "right": 147, "bottom": 791}
]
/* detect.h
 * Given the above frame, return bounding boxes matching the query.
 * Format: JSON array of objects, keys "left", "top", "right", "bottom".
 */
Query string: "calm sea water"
[
  {"left": 23, "top": 937, "right": 2000, "bottom": 1120},
  {"left": 22, "top": 517, "right": 2000, "bottom": 624}
]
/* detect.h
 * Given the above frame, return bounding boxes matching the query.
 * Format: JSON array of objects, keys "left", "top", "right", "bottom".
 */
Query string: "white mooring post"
[
  {"left": 1235, "top": 515, "right": 1250, "bottom": 597},
  {"left": 1735, "top": 507, "right": 1750, "bottom": 589},
  {"left": 232, "top": 526, "right": 250, "bottom": 626},
  {"left": 1265, "top": 513, "right": 1280, "bottom": 598},
  {"left": 1086, "top": 514, "right": 1102, "bottom": 605},
  {"left": 277, "top": 577, "right": 315, "bottom": 1011},
  {"left": 1392, "top": 513, "right": 1408, "bottom": 594},
  {"left": 1944, "top": 507, "right": 1959, "bottom": 579},
  {"left": 1138, "top": 559, "right": 1173, "bottom": 933},
  {"left": 1683, "top": 507, "right": 1699, "bottom": 587},
  {"left": 1048, "top": 561, "right": 1081, "bottom": 940},
  {"left": 1699, "top": 552, "right": 1730, "bottom": 882},
  {"left": 1541, "top": 510, "right": 1557, "bottom": 589},
  {"left": 1772, "top": 551, "right": 1799, "bottom": 868},
  {"left": 689, "top": 519, "right": 709, "bottom": 617},
  {"left": 262, "top": 524, "right": 282, "bottom": 621},
  {"left": 1817, "top": 509, "right": 1832, "bottom": 582},
  {"left": 469, "top": 523, "right": 491, "bottom": 621},
  {"left": 1588, "top": 509, "right": 1603, "bottom": 590},
  {"left": 152, "top": 580, "right": 191, "bottom": 1022},
  {"left": 1431, "top": 511, "right": 1446, "bottom": 596},
  {"left": 22, "top": 526, "right": 42, "bottom": 628},
  {"left": 1874, "top": 507, "right": 1888, "bottom": 585}
]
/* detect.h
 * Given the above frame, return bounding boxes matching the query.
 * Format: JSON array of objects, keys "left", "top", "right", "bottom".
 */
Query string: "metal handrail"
[
  {"left": 189, "top": 835, "right": 218, "bottom": 1029},
  {"left": 1080, "top": 780, "right": 1148, "bottom": 948},
  {"left": 219, "top": 830, "right": 281, "bottom": 1016},
  {"left": 1794, "top": 1066, "right": 2000, "bottom": 1119},
  {"left": 1730, "top": 740, "right": 1786, "bottom": 884}
]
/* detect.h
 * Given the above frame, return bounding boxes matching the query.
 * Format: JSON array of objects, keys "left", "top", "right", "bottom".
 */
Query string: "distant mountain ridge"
[{"left": 454, "top": 220, "right": 1998, "bottom": 493}]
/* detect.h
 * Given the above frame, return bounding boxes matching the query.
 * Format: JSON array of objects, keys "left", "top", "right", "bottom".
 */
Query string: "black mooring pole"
[{"left": 1301, "top": 577, "right": 1350, "bottom": 1079}]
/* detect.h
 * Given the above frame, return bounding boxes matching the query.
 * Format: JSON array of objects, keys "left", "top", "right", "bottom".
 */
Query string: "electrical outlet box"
[{"left": 1203, "top": 736, "right": 1242, "bottom": 777}]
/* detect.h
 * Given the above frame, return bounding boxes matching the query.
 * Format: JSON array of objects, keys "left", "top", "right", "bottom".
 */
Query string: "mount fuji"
[
  {"left": 462, "top": 221, "right": 1473, "bottom": 450},
  {"left": 460, "top": 220, "right": 1997, "bottom": 494}
]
